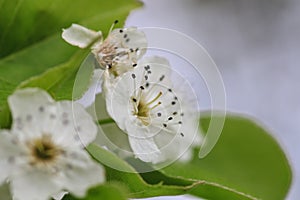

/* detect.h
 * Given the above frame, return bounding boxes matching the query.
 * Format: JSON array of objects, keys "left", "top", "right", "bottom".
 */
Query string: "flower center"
[
  {"left": 29, "top": 135, "right": 62, "bottom": 164},
  {"left": 133, "top": 91, "right": 162, "bottom": 126}
]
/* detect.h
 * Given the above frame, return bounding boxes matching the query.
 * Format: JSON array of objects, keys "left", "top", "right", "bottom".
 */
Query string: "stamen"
[
  {"left": 107, "top": 64, "right": 112, "bottom": 69},
  {"left": 180, "top": 133, "right": 185, "bottom": 137},
  {"left": 109, "top": 20, "right": 119, "bottom": 33},
  {"left": 150, "top": 101, "right": 161, "bottom": 110},
  {"left": 168, "top": 117, "right": 173, "bottom": 120},
  {"left": 132, "top": 63, "right": 137, "bottom": 67},
  {"left": 171, "top": 101, "right": 176, "bottom": 105},
  {"left": 146, "top": 92, "right": 162, "bottom": 106}
]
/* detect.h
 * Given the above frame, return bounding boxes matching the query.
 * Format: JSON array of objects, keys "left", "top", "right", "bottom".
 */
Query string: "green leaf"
[
  {"left": 90, "top": 95, "right": 273, "bottom": 199},
  {"left": 0, "top": 0, "right": 142, "bottom": 127},
  {"left": 158, "top": 113, "right": 292, "bottom": 200},
  {"left": 0, "top": 184, "right": 12, "bottom": 200},
  {"left": 62, "top": 183, "right": 129, "bottom": 200},
  {"left": 87, "top": 144, "right": 206, "bottom": 198}
]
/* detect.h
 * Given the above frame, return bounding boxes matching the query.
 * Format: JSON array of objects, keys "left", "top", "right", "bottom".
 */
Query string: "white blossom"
[
  {"left": 62, "top": 23, "right": 147, "bottom": 77},
  {"left": 105, "top": 56, "right": 200, "bottom": 164},
  {"left": 62, "top": 23, "right": 148, "bottom": 107},
  {"left": 0, "top": 88, "right": 105, "bottom": 200}
]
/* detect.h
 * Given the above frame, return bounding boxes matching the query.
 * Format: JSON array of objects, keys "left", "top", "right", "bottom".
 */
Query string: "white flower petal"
[
  {"left": 112, "top": 27, "right": 147, "bottom": 58},
  {"left": 76, "top": 69, "right": 103, "bottom": 108},
  {"left": 128, "top": 136, "right": 162, "bottom": 164},
  {"left": 62, "top": 24, "right": 102, "bottom": 48},
  {"left": 50, "top": 101, "right": 97, "bottom": 147},
  {"left": 0, "top": 131, "right": 23, "bottom": 184},
  {"left": 52, "top": 191, "right": 68, "bottom": 200},
  {"left": 58, "top": 150, "right": 105, "bottom": 197},
  {"left": 8, "top": 88, "right": 53, "bottom": 120},
  {"left": 10, "top": 170, "right": 61, "bottom": 200},
  {"left": 8, "top": 88, "right": 57, "bottom": 139}
]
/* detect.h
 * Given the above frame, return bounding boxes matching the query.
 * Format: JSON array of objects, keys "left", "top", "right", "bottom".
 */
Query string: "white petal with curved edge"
[
  {"left": 8, "top": 88, "right": 56, "bottom": 139},
  {"left": 76, "top": 69, "right": 103, "bottom": 108},
  {"left": 52, "top": 191, "right": 68, "bottom": 200},
  {"left": 62, "top": 24, "right": 102, "bottom": 48},
  {"left": 128, "top": 136, "right": 163, "bottom": 164},
  {"left": 10, "top": 170, "right": 61, "bottom": 200},
  {"left": 111, "top": 27, "right": 147, "bottom": 58},
  {"left": 58, "top": 150, "right": 105, "bottom": 197},
  {"left": 8, "top": 88, "right": 53, "bottom": 119}
]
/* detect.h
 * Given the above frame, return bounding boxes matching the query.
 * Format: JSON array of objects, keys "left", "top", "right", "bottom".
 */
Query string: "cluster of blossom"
[
  {"left": 0, "top": 23, "right": 200, "bottom": 200},
  {"left": 62, "top": 23, "right": 200, "bottom": 164}
]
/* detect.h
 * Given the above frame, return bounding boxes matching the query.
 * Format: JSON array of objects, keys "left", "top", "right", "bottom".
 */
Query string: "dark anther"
[
  {"left": 131, "top": 74, "right": 136, "bottom": 79},
  {"left": 140, "top": 86, "right": 145, "bottom": 90},
  {"left": 163, "top": 123, "right": 167, "bottom": 128},
  {"left": 39, "top": 106, "right": 44, "bottom": 112},
  {"left": 159, "top": 75, "right": 165, "bottom": 81},
  {"left": 157, "top": 113, "right": 162, "bottom": 117},
  {"left": 132, "top": 63, "right": 137, "bottom": 67},
  {"left": 171, "top": 101, "right": 176, "bottom": 105},
  {"left": 168, "top": 117, "right": 173, "bottom": 120}
]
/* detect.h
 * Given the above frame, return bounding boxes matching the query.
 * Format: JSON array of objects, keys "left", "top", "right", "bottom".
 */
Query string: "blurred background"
[{"left": 126, "top": 0, "right": 300, "bottom": 199}]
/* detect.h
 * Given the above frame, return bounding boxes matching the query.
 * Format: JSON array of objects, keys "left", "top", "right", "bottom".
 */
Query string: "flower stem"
[{"left": 97, "top": 118, "right": 115, "bottom": 125}]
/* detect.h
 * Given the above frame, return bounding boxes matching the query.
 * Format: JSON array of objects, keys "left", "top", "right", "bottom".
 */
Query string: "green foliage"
[
  {"left": 159, "top": 113, "right": 292, "bottom": 200},
  {"left": 63, "top": 183, "right": 129, "bottom": 200},
  {"left": 87, "top": 111, "right": 294, "bottom": 200},
  {"left": 0, "top": 0, "right": 141, "bottom": 128}
]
